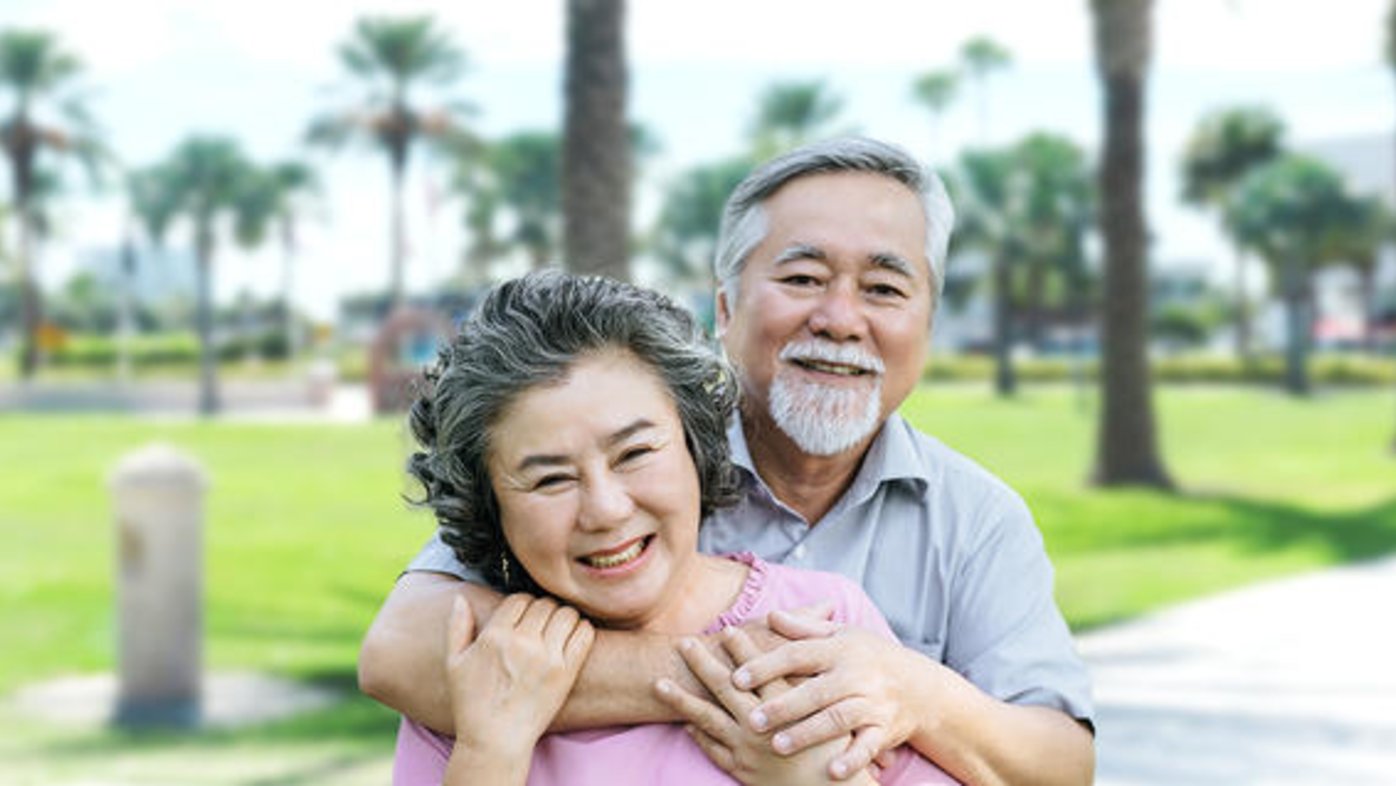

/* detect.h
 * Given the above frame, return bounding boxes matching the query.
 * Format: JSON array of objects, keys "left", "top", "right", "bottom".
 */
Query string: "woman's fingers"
[
  {"left": 542, "top": 602, "right": 582, "bottom": 651},
  {"left": 654, "top": 678, "right": 741, "bottom": 747},
  {"left": 684, "top": 724, "right": 737, "bottom": 774}
]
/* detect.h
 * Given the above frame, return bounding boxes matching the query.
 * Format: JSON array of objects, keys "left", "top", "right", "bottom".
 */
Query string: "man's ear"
[{"left": 714, "top": 287, "right": 732, "bottom": 337}]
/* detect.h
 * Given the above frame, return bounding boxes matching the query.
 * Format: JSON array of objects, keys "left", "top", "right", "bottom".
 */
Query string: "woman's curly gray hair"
[{"left": 406, "top": 270, "right": 741, "bottom": 593}]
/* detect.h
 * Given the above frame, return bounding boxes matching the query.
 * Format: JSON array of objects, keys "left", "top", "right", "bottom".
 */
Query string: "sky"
[{"left": 5, "top": 0, "right": 1394, "bottom": 320}]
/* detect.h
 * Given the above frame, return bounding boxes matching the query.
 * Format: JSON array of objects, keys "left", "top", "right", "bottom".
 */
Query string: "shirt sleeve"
[
  {"left": 945, "top": 489, "right": 1094, "bottom": 726},
  {"left": 404, "top": 530, "right": 479, "bottom": 581}
]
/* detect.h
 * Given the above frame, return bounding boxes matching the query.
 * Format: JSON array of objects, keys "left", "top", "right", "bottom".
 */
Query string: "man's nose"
[
  {"left": 577, "top": 473, "right": 635, "bottom": 531},
  {"left": 807, "top": 281, "right": 866, "bottom": 341}
]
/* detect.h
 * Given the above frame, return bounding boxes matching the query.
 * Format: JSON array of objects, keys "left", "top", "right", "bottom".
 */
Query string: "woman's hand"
[
  {"left": 447, "top": 593, "right": 595, "bottom": 760},
  {"left": 655, "top": 626, "right": 878, "bottom": 786}
]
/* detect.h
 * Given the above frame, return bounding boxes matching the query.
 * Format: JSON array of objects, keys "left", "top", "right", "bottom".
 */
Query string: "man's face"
[{"left": 717, "top": 171, "right": 933, "bottom": 456}]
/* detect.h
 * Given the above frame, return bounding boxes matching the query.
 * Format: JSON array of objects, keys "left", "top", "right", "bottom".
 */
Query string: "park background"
[{"left": 2, "top": 1, "right": 1394, "bottom": 783}]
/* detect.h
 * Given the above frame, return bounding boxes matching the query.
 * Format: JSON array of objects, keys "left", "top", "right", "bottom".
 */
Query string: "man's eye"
[
  {"left": 781, "top": 274, "right": 820, "bottom": 287},
  {"left": 868, "top": 283, "right": 907, "bottom": 298}
]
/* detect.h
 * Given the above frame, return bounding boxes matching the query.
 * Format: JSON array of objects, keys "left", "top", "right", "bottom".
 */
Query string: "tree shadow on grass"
[{"left": 1171, "top": 491, "right": 1396, "bottom": 564}]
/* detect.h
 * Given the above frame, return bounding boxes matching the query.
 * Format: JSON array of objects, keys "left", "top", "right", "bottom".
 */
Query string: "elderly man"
[{"left": 359, "top": 137, "right": 1094, "bottom": 784}]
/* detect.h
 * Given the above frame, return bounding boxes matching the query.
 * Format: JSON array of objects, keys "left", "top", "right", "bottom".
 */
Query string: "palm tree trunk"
[
  {"left": 1090, "top": 0, "right": 1172, "bottom": 488},
  {"left": 12, "top": 142, "right": 41, "bottom": 379},
  {"left": 563, "top": 0, "right": 631, "bottom": 280},
  {"left": 994, "top": 253, "right": 1017, "bottom": 396},
  {"left": 1233, "top": 239, "right": 1251, "bottom": 361},
  {"left": 1281, "top": 256, "right": 1311, "bottom": 396},
  {"left": 389, "top": 153, "right": 407, "bottom": 307},
  {"left": 281, "top": 218, "right": 299, "bottom": 363},
  {"left": 195, "top": 226, "right": 219, "bottom": 416},
  {"left": 16, "top": 211, "right": 41, "bottom": 379}
]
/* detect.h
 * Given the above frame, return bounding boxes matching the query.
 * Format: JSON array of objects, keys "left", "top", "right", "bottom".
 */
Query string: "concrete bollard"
[{"left": 109, "top": 443, "right": 207, "bottom": 728}]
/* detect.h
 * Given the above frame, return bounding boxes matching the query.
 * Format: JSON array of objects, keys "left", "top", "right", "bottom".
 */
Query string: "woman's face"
[{"left": 486, "top": 349, "right": 704, "bottom": 631}]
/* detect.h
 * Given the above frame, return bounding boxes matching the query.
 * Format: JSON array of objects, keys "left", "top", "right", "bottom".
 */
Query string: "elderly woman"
[{"left": 392, "top": 271, "right": 953, "bottom": 786}]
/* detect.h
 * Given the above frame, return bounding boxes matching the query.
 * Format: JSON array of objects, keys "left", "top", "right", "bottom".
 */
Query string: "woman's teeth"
[{"left": 582, "top": 539, "right": 645, "bottom": 569}]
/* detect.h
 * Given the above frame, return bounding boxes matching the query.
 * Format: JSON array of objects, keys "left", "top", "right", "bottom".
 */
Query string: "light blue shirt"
[{"left": 407, "top": 413, "right": 1094, "bottom": 723}]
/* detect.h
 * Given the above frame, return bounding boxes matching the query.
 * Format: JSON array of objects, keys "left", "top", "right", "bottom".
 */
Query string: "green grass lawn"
[{"left": 1, "top": 384, "right": 1393, "bottom": 782}]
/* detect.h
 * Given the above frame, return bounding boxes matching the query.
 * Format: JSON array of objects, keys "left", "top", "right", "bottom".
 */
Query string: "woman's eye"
[
  {"left": 619, "top": 445, "right": 654, "bottom": 463},
  {"left": 782, "top": 275, "right": 819, "bottom": 287},
  {"left": 533, "top": 474, "right": 573, "bottom": 489}
]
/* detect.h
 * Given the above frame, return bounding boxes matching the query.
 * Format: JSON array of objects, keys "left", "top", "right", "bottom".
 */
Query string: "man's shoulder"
[{"left": 890, "top": 415, "right": 1024, "bottom": 505}]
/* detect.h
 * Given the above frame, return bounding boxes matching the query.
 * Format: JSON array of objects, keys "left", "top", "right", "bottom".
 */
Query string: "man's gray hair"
[
  {"left": 405, "top": 270, "right": 741, "bottom": 593},
  {"left": 713, "top": 137, "right": 955, "bottom": 309}
]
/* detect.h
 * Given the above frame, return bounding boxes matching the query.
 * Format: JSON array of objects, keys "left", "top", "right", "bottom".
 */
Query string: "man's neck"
[{"left": 741, "top": 410, "right": 877, "bottom": 525}]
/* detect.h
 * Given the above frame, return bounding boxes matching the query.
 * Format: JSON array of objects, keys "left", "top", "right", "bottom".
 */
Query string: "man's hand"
[
  {"left": 447, "top": 594, "right": 594, "bottom": 758},
  {"left": 731, "top": 609, "right": 925, "bottom": 780},
  {"left": 654, "top": 626, "right": 877, "bottom": 786}
]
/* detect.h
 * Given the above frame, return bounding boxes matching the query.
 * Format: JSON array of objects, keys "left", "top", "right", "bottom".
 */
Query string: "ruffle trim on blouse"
[{"left": 704, "top": 551, "right": 768, "bottom": 633}]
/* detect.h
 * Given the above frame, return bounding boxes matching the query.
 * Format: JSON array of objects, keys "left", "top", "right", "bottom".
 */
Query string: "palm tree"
[
  {"left": 910, "top": 69, "right": 959, "bottom": 161},
  {"left": 1321, "top": 194, "right": 1391, "bottom": 353},
  {"left": 1180, "top": 106, "right": 1285, "bottom": 361},
  {"left": 563, "top": 0, "right": 631, "bottom": 281},
  {"left": 955, "top": 147, "right": 1022, "bottom": 396},
  {"left": 1384, "top": 0, "right": 1396, "bottom": 452},
  {"left": 238, "top": 161, "right": 320, "bottom": 362},
  {"left": 1226, "top": 155, "right": 1352, "bottom": 397},
  {"left": 308, "top": 15, "right": 471, "bottom": 306},
  {"left": 132, "top": 137, "right": 265, "bottom": 415},
  {"left": 960, "top": 35, "right": 1011, "bottom": 144},
  {"left": 748, "top": 79, "right": 845, "bottom": 158},
  {"left": 652, "top": 155, "right": 754, "bottom": 289},
  {"left": 0, "top": 29, "right": 104, "bottom": 378},
  {"left": 1089, "top": 0, "right": 1172, "bottom": 488},
  {"left": 480, "top": 131, "right": 563, "bottom": 271},
  {"left": 953, "top": 133, "right": 1093, "bottom": 397}
]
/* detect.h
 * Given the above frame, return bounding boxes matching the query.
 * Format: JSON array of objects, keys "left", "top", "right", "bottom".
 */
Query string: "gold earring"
[{"left": 500, "top": 551, "right": 512, "bottom": 588}]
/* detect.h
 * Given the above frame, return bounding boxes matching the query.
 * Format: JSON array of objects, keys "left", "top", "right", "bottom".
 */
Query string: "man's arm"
[
  {"left": 729, "top": 610, "right": 1094, "bottom": 786},
  {"left": 358, "top": 571, "right": 707, "bottom": 734}
]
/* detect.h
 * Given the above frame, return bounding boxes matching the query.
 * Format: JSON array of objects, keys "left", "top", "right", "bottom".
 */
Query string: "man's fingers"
[
  {"left": 768, "top": 608, "right": 842, "bottom": 640},
  {"left": 731, "top": 638, "right": 833, "bottom": 692},
  {"left": 720, "top": 627, "right": 790, "bottom": 702},
  {"left": 447, "top": 594, "right": 476, "bottom": 654},
  {"left": 654, "top": 678, "right": 740, "bottom": 747},
  {"left": 684, "top": 724, "right": 737, "bottom": 774},
  {"left": 765, "top": 695, "right": 872, "bottom": 753},
  {"left": 830, "top": 725, "right": 888, "bottom": 781},
  {"left": 678, "top": 637, "right": 759, "bottom": 717}
]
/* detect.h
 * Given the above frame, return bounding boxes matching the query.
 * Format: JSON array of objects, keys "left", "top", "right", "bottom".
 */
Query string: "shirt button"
[{"left": 792, "top": 544, "right": 807, "bottom": 561}]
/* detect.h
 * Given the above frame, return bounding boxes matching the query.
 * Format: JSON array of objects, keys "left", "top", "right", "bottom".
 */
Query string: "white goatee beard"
[{"left": 767, "top": 343, "right": 884, "bottom": 457}]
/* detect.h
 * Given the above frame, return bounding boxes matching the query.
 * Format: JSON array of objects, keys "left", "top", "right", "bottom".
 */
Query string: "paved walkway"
[{"left": 1080, "top": 555, "right": 1396, "bottom": 785}]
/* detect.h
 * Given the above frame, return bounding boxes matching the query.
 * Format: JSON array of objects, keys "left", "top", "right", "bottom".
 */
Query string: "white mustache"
[{"left": 778, "top": 340, "right": 885, "bottom": 375}]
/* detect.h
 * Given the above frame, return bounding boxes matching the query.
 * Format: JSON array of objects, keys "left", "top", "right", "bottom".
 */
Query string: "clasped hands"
[{"left": 654, "top": 606, "right": 919, "bottom": 784}]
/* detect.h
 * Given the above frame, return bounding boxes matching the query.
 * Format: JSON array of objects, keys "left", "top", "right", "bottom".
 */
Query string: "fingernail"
[
  {"left": 679, "top": 637, "right": 694, "bottom": 651},
  {"left": 733, "top": 668, "right": 751, "bottom": 688},
  {"left": 772, "top": 731, "right": 791, "bottom": 753},
  {"left": 749, "top": 708, "right": 767, "bottom": 731},
  {"left": 655, "top": 679, "right": 672, "bottom": 696},
  {"left": 831, "top": 760, "right": 848, "bottom": 778}
]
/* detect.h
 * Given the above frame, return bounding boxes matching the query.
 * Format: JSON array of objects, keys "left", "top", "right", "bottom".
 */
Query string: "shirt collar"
[{"left": 726, "top": 412, "right": 930, "bottom": 495}]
